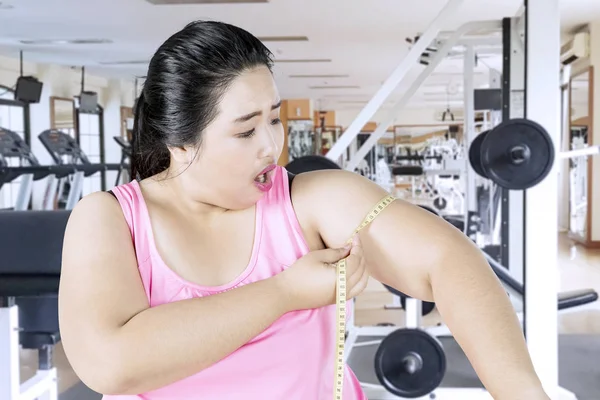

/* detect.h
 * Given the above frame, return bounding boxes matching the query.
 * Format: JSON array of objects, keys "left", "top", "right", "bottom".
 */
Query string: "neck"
[{"left": 152, "top": 170, "right": 230, "bottom": 220}]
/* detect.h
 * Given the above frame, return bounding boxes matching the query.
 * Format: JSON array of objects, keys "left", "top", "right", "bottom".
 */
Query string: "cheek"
[{"left": 195, "top": 141, "right": 253, "bottom": 175}]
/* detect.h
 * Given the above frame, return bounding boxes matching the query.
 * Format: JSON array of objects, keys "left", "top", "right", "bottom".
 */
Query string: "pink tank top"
[{"left": 104, "top": 165, "right": 367, "bottom": 400}]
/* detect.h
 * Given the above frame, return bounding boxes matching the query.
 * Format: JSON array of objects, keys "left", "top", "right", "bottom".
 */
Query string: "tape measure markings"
[{"left": 334, "top": 194, "right": 396, "bottom": 400}]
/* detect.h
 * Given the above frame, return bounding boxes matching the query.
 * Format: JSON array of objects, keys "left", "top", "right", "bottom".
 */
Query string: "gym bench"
[
  {"left": 0, "top": 211, "right": 70, "bottom": 400},
  {"left": 483, "top": 253, "right": 599, "bottom": 313}
]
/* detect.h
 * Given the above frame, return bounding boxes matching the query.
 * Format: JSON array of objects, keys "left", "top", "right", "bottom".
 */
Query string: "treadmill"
[
  {"left": 0, "top": 128, "right": 73, "bottom": 211},
  {"left": 38, "top": 129, "right": 115, "bottom": 210}
]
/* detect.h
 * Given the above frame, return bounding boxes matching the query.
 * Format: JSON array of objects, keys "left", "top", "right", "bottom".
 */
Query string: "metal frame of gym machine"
[
  {"left": 0, "top": 90, "right": 34, "bottom": 211},
  {"left": 328, "top": 0, "right": 576, "bottom": 399},
  {"left": 0, "top": 104, "right": 59, "bottom": 400},
  {"left": 0, "top": 297, "right": 58, "bottom": 400}
]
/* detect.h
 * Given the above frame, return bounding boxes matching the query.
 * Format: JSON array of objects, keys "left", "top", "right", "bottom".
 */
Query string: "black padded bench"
[
  {"left": 383, "top": 250, "right": 599, "bottom": 319},
  {"left": 0, "top": 210, "right": 70, "bottom": 400},
  {"left": 483, "top": 252, "right": 599, "bottom": 310},
  {"left": 391, "top": 165, "right": 424, "bottom": 176},
  {"left": 558, "top": 289, "right": 599, "bottom": 310}
]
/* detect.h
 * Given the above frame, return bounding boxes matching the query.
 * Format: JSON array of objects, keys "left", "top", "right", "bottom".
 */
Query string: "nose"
[{"left": 259, "top": 124, "right": 279, "bottom": 160}]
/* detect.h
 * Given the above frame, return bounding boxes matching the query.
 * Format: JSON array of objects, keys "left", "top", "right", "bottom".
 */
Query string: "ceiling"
[{"left": 0, "top": 0, "right": 598, "bottom": 113}]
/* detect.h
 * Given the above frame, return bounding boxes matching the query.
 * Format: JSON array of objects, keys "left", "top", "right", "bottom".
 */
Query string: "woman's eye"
[
  {"left": 238, "top": 129, "right": 256, "bottom": 138},
  {"left": 238, "top": 118, "right": 280, "bottom": 138}
]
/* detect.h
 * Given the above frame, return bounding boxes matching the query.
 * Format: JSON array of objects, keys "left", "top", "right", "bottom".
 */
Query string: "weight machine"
[
  {"left": 0, "top": 211, "right": 67, "bottom": 400},
  {"left": 287, "top": 120, "right": 315, "bottom": 163},
  {"left": 390, "top": 139, "right": 465, "bottom": 215},
  {"left": 322, "top": 0, "right": 597, "bottom": 399}
]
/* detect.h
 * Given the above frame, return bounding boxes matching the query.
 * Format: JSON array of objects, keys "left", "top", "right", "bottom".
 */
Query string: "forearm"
[
  {"left": 430, "top": 244, "right": 547, "bottom": 399},
  {"left": 107, "top": 276, "right": 289, "bottom": 394}
]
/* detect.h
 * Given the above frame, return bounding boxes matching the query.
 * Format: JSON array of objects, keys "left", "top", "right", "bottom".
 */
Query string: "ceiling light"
[
  {"left": 323, "top": 94, "right": 368, "bottom": 98},
  {"left": 19, "top": 39, "right": 113, "bottom": 45},
  {"left": 290, "top": 74, "right": 349, "bottom": 78},
  {"left": 99, "top": 60, "right": 149, "bottom": 65},
  {"left": 309, "top": 85, "right": 360, "bottom": 89},
  {"left": 69, "top": 39, "right": 113, "bottom": 44},
  {"left": 259, "top": 36, "right": 308, "bottom": 42},
  {"left": 146, "top": 0, "right": 268, "bottom": 4},
  {"left": 275, "top": 59, "right": 331, "bottom": 63}
]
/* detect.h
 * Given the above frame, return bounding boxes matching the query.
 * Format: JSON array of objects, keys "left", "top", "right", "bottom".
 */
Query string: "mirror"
[
  {"left": 568, "top": 67, "right": 592, "bottom": 242},
  {"left": 50, "top": 97, "right": 76, "bottom": 138}
]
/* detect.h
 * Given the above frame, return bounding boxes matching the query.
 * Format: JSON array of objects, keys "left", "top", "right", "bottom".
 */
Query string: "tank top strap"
[
  {"left": 107, "top": 181, "right": 153, "bottom": 299},
  {"left": 259, "top": 165, "right": 311, "bottom": 257}
]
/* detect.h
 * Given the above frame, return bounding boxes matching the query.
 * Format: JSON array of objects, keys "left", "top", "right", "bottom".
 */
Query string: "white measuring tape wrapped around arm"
[{"left": 333, "top": 194, "right": 396, "bottom": 400}]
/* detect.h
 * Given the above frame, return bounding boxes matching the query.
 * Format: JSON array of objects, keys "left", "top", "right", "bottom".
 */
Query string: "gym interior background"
[{"left": 1, "top": 0, "right": 600, "bottom": 399}]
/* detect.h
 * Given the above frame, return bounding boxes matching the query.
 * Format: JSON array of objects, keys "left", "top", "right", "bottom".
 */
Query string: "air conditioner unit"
[{"left": 561, "top": 31, "right": 589, "bottom": 65}]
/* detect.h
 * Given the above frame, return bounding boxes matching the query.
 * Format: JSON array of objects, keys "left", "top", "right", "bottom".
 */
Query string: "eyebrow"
[{"left": 234, "top": 100, "right": 282, "bottom": 123}]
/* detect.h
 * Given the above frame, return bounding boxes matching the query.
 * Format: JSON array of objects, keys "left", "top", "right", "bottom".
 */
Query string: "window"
[
  {"left": 0, "top": 90, "right": 26, "bottom": 209},
  {"left": 78, "top": 112, "right": 102, "bottom": 196}
]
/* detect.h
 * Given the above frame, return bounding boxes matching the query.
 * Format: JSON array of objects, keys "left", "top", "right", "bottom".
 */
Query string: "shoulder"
[
  {"left": 70, "top": 191, "right": 122, "bottom": 220},
  {"left": 64, "top": 191, "right": 129, "bottom": 244},
  {"left": 289, "top": 169, "right": 395, "bottom": 247},
  {"left": 291, "top": 168, "right": 387, "bottom": 202}
]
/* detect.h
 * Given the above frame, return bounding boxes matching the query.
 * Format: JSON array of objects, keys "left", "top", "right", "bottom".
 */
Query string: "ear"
[{"left": 168, "top": 145, "right": 194, "bottom": 165}]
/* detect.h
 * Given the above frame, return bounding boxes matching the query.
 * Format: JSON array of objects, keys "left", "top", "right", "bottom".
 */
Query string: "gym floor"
[{"left": 20, "top": 232, "right": 600, "bottom": 400}]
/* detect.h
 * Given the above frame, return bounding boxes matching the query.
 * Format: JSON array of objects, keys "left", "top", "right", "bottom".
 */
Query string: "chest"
[{"left": 150, "top": 207, "right": 258, "bottom": 287}]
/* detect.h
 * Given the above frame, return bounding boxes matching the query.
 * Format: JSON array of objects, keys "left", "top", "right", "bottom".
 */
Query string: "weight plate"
[
  {"left": 481, "top": 119, "right": 554, "bottom": 190},
  {"left": 285, "top": 155, "right": 341, "bottom": 174},
  {"left": 374, "top": 328, "right": 446, "bottom": 398},
  {"left": 468, "top": 130, "right": 490, "bottom": 179},
  {"left": 433, "top": 196, "right": 447, "bottom": 211}
]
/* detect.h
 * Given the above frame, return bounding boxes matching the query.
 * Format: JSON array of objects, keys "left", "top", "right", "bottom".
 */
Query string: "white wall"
[
  {"left": 0, "top": 55, "right": 134, "bottom": 209},
  {"left": 335, "top": 107, "right": 444, "bottom": 129}
]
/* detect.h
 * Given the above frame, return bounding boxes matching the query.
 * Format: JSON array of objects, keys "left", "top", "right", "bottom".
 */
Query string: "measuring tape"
[{"left": 334, "top": 194, "right": 396, "bottom": 400}]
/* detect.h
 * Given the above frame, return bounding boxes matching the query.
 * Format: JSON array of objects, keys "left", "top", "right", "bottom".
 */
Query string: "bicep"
[
  {"left": 299, "top": 170, "right": 465, "bottom": 301},
  {"left": 59, "top": 192, "right": 149, "bottom": 377}
]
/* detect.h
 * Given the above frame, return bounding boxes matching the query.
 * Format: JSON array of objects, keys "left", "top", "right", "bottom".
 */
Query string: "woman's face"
[{"left": 169, "top": 65, "right": 284, "bottom": 210}]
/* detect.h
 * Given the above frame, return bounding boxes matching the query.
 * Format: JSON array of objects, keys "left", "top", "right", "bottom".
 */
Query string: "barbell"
[
  {"left": 374, "top": 328, "right": 447, "bottom": 398},
  {"left": 468, "top": 118, "right": 555, "bottom": 190},
  {"left": 286, "top": 154, "right": 446, "bottom": 398},
  {"left": 285, "top": 119, "right": 554, "bottom": 397}
]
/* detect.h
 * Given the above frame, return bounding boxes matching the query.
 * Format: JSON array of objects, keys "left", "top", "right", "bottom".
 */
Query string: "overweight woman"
[{"left": 59, "top": 20, "right": 550, "bottom": 400}]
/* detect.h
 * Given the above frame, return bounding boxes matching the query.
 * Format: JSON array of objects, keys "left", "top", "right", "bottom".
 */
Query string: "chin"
[{"left": 223, "top": 190, "right": 262, "bottom": 211}]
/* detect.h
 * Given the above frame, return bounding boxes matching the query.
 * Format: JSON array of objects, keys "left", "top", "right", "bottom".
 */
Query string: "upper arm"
[
  {"left": 59, "top": 191, "right": 149, "bottom": 386},
  {"left": 291, "top": 170, "right": 475, "bottom": 302}
]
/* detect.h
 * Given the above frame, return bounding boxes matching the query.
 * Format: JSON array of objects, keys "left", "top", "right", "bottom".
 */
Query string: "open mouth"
[
  {"left": 254, "top": 173, "right": 268, "bottom": 184},
  {"left": 254, "top": 164, "right": 276, "bottom": 183}
]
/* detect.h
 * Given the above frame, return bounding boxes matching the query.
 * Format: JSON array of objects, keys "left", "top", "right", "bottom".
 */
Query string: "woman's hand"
[{"left": 276, "top": 235, "right": 368, "bottom": 311}]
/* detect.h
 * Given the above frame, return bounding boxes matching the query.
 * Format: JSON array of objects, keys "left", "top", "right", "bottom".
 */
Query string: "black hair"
[{"left": 131, "top": 20, "right": 274, "bottom": 180}]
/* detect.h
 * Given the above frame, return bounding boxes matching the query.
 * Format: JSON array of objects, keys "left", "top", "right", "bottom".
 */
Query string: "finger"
[
  {"left": 347, "top": 267, "right": 370, "bottom": 300},
  {"left": 350, "top": 234, "right": 363, "bottom": 256},
  {"left": 318, "top": 245, "right": 352, "bottom": 264},
  {"left": 346, "top": 254, "right": 366, "bottom": 288},
  {"left": 346, "top": 253, "right": 364, "bottom": 279},
  {"left": 345, "top": 258, "right": 361, "bottom": 288}
]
